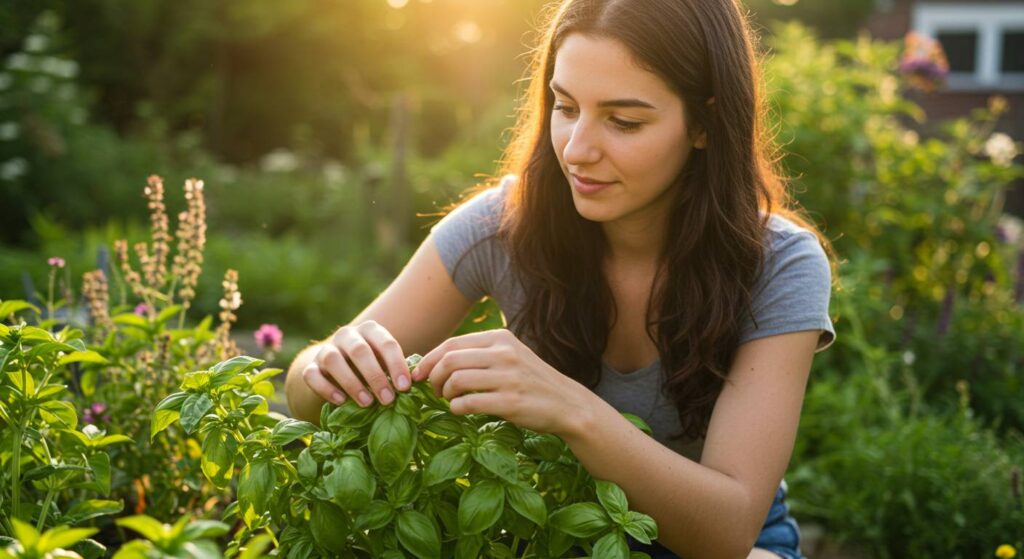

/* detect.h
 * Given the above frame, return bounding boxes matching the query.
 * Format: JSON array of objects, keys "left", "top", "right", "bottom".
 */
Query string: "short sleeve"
[
  {"left": 429, "top": 184, "right": 508, "bottom": 302},
  {"left": 738, "top": 219, "right": 836, "bottom": 352}
]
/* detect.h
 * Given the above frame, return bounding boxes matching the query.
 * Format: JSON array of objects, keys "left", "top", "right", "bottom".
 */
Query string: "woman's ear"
[{"left": 694, "top": 129, "right": 708, "bottom": 149}]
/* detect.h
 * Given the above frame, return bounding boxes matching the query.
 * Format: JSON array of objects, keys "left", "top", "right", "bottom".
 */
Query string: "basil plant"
[{"left": 153, "top": 354, "right": 659, "bottom": 558}]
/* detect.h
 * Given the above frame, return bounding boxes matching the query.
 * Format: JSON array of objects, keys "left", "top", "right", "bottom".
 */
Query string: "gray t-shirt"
[{"left": 430, "top": 178, "right": 835, "bottom": 462}]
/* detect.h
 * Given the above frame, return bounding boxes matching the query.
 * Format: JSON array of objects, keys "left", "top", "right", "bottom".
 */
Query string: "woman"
[{"left": 285, "top": 0, "right": 836, "bottom": 557}]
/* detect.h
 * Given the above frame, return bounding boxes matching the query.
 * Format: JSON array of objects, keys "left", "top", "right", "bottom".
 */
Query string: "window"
[
  {"left": 913, "top": 3, "right": 1024, "bottom": 90},
  {"left": 1002, "top": 30, "right": 1024, "bottom": 73}
]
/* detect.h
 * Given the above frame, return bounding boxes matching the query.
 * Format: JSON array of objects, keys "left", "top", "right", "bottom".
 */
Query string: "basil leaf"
[
  {"left": 309, "top": 500, "right": 350, "bottom": 555},
  {"left": 368, "top": 408, "right": 416, "bottom": 484},
  {"left": 472, "top": 439, "right": 518, "bottom": 484},
  {"left": 596, "top": 479, "right": 629, "bottom": 517},
  {"left": 549, "top": 503, "right": 611, "bottom": 538},
  {"left": 387, "top": 469, "right": 423, "bottom": 507},
  {"left": 270, "top": 418, "right": 317, "bottom": 446},
  {"left": 353, "top": 500, "right": 394, "bottom": 531},
  {"left": 324, "top": 455, "right": 376, "bottom": 512},
  {"left": 396, "top": 510, "right": 441, "bottom": 559},
  {"left": 455, "top": 534, "right": 484, "bottom": 559},
  {"left": 506, "top": 483, "right": 547, "bottom": 527},
  {"left": 623, "top": 511, "right": 659, "bottom": 544},
  {"left": 201, "top": 426, "right": 238, "bottom": 489},
  {"left": 424, "top": 442, "right": 472, "bottom": 486},
  {"left": 458, "top": 480, "right": 504, "bottom": 535},
  {"left": 180, "top": 393, "right": 213, "bottom": 435},
  {"left": 238, "top": 460, "right": 275, "bottom": 526},
  {"left": 592, "top": 531, "right": 630, "bottom": 559}
]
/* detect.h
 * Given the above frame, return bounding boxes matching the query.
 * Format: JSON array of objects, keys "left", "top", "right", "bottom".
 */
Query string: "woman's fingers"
[
  {"left": 357, "top": 321, "right": 412, "bottom": 393},
  {"left": 301, "top": 361, "right": 346, "bottom": 405},
  {"left": 315, "top": 344, "right": 377, "bottom": 406},
  {"left": 427, "top": 348, "right": 492, "bottom": 398}
]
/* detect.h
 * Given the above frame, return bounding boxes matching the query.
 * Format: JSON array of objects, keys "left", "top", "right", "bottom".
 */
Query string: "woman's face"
[{"left": 549, "top": 33, "right": 704, "bottom": 227}]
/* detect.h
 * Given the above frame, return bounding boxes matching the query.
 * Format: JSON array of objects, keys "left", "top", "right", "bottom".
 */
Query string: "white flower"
[
  {"left": 322, "top": 160, "right": 347, "bottom": 185},
  {"left": 25, "top": 34, "right": 48, "bottom": 53},
  {"left": 984, "top": 132, "right": 1018, "bottom": 167},
  {"left": 902, "top": 350, "right": 916, "bottom": 366},
  {"left": 260, "top": 148, "right": 299, "bottom": 173},
  {"left": 0, "top": 122, "right": 19, "bottom": 141},
  {"left": 0, "top": 158, "right": 28, "bottom": 181}
]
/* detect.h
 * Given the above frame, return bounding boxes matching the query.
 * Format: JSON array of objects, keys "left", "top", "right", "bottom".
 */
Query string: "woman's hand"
[
  {"left": 302, "top": 320, "right": 412, "bottom": 408},
  {"left": 411, "top": 329, "right": 595, "bottom": 438}
]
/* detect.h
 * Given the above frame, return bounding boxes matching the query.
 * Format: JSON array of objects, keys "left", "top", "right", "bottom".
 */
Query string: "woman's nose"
[{"left": 562, "top": 120, "right": 601, "bottom": 166}]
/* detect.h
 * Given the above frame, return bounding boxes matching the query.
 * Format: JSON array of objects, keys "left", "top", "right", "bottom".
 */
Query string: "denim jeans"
[{"left": 624, "top": 479, "right": 805, "bottom": 559}]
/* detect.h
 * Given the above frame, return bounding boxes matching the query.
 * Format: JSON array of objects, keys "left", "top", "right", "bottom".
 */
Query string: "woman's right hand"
[{"left": 302, "top": 320, "right": 413, "bottom": 408}]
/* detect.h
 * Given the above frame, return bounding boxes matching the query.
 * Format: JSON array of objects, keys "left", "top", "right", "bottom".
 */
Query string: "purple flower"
[
  {"left": 134, "top": 303, "right": 149, "bottom": 317},
  {"left": 91, "top": 402, "right": 107, "bottom": 415},
  {"left": 254, "top": 323, "right": 283, "bottom": 352},
  {"left": 995, "top": 224, "right": 1008, "bottom": 243},
  {"left": 48, "top": 256, "right": 65, "bottom": 268}
]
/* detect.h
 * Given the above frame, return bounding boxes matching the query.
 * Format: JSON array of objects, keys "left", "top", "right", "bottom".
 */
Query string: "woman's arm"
[
  {"left": 560, "top": 330, "right": 821, "bottom": 559},
  {"left": 284, "top": 234, "right": 475, "bottom": 423}
]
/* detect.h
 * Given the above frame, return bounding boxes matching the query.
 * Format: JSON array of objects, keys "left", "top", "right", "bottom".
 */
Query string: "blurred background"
[{"left": 2, "top": 1, "right": 1024, "bottom": 555}]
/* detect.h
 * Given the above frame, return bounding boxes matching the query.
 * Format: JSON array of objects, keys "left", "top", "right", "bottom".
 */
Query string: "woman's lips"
[{"left": 571, "top": 174, "right": 616, "bottom": 195}]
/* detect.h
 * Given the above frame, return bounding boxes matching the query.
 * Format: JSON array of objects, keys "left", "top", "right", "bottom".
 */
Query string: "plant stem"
[
  {"left": 36, "top": 484, "right": 57, "bottom": 531},
  {"left": 11, "top": 424, "right": 23, "bottom": 521}
]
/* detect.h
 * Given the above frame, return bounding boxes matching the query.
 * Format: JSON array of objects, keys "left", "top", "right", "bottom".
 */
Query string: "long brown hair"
[{"left": 467, "top": 0, "right": 836, "bottom": 441}]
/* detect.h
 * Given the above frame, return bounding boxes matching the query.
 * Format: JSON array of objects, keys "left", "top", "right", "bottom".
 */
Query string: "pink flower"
[
  {"left": 134, "top": 303, "right": 149, "bottom": 317},
  {"left": 254, "top": 323, "right": 283, "bottom": 352},
  {"left": 48, "top": 256, "right": 65, "bottom": 268}
]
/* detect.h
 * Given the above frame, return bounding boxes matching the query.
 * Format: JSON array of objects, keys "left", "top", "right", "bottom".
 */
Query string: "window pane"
[
  {"left": 1002, "top": 30, "right": 1024, "bottom": 73},
  {"left": 937, "top": 30, "right": 978, "bottom": 73}
]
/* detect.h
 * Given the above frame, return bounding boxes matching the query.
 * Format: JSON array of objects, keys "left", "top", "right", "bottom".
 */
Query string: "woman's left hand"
[{"left": 410, "top": 329, "right": 595, "bottom": 438}]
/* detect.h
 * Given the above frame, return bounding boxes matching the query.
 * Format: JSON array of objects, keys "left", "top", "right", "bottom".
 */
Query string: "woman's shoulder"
[{"left": 432, "top": 175, "right": 515, "bottom": 235}]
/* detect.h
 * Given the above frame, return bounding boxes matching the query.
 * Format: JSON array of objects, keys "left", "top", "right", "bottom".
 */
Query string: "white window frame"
[{"left": 912, "top": 2, "right": 1024, "bottom": 91}]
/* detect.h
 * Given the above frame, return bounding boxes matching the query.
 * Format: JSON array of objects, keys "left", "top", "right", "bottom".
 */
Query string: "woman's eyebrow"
[{"left": 549, "top": 80, "right": 657, "bottom": 110}]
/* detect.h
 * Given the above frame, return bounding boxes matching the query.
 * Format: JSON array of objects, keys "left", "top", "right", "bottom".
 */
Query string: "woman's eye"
[
  {"left": 552, "top": 103, "right": 576, "bottom": 116},
  {"left": 610, "top": 118, "right": 642, "bottom": 132}
]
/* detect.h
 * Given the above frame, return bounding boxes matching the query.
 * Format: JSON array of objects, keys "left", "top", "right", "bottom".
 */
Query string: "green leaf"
[
  {"left": 472, "top": 439, "right": 518, "bottom": 484},
  {"left": 353, "top": 500, "right": 395, "bottom": 531},
  {"left": 155, "top": 391, "right": 188, "bottom": 411},
  {"left": 396, "top": 510, "right": 441, "bottom": 559},
  {"left": 324, "top": 455, "right": 376, "bottom": 512},
  {"left": 424, "top": 442, "right": 472, "bottom": 486},
  {"left": 506, "top": 483, "right": 547, "bottom": 527},
  {"left": 83, "top": 452, "right": 112, "bottom": 495},
  {"left": 237, "top": 534, "right": 274, "bottom": 559},
  {"left": 549, "top": 503, "right": 612, "bottom": 538},
  {"left": 270, "top": 418, "right": 317, "bottom": 446},
  {"left": 181, "top": 371, "right": 212, "bottom": 391},
  {"left": 368, "top": 408, "right": 416, "bottom": 484},
  {"left": 36, "top": 383, "right": 67, "bottom": 399},
  {"left": 116, "top": 516, "right": 168, "bottom": 542},
  {"left": 458, "top": 480, "right": 504, "bottom": 535},
  {"left": 95, "top": 434, "right": 133, "bottom": 447},
  {"left": 523, "top": 432, "right": 565, "bottom": 461},
  {"left": 63, "top": 500, "right": 124, "bottom": 524},
  {"left": 479, "top": 421, "right": 523, "bottom": 448},
  {"left": 297, "top": 448, "right": 318, "bottom": 483},
  {"left": 112, "top": 313, "right": 150, "bottom": 330},
  {"left": 393, "top": 391, "right": 420, "bottom": 417},
  {"left": 150, "top": 409, "right": 180, "bottom": 439},
  {"left": 21, "top": 326, "right": 55, "bottom": 342},
  {"left": 211, "top": 356, "right": 265, "bottom": 386},
  {"left": 201, "top": 427, "right": 238, "bottom": 489},
  {"left": 596, "top": 480, "right": 630, "bottom": 517},
  {"left": 239, "top": 394, "right": 268, "bottom": 416},
  {"left": 154, "top": 305, "right": 182, "bottom": 326},
  {"left": 57, "top": 351, "right": 107, "bottom": 367},
  {"left": 39, "top": 400, "right": 78, "bottom": 429},
  {"left": 111, "top": 539, "right": 154, "bottom": 559},
  {"left": 7, "top": 370, "right": 35, "bottom": 395},
  {"left": 250, "top": 367, "right": 283, "bottom": 384},
  {"left": 326, "top": 399, "right": 378, "bottom": 430},
  {"left": 454, "top": 534, "right": 484, "bottom": 559},
  {"left": 0, "top": 300, "right": 40, "bottom": 318},
  {"left": 181, "top": 520, "right": 230, "bottom": 540},
  {"left": 309, "top": 501, "right": 350, "bottom": 555},
  {"left": 623, "top": 511, "right": 658, "bottom": 545},
  {"left": 70, "top": 538, "right": 107, "bottom": 559},
  {"left": 238, "top": 460, "right": 275, "bottom": 526},
  {"left": 180, "top": 393, "right": 213, "bottom": 435},
  {"left": 387, "top": 469, "right": 422, "bottom": 507},
  {"left": 592, "top": 531, "right": 629, "bottom": 559},
  {"left": 422, "top": 412, "right": 465, "bottom": 438},
  {"left": 37, "top": 526, "right": 99, "bottom": 554},
  {"left": 10, "top": 518, "right": 41, "bottom": 549}
]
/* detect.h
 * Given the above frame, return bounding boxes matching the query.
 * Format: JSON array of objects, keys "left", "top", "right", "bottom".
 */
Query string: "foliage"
[{"left": 148, "top": 354, "right": 659, "bottom": 558}]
